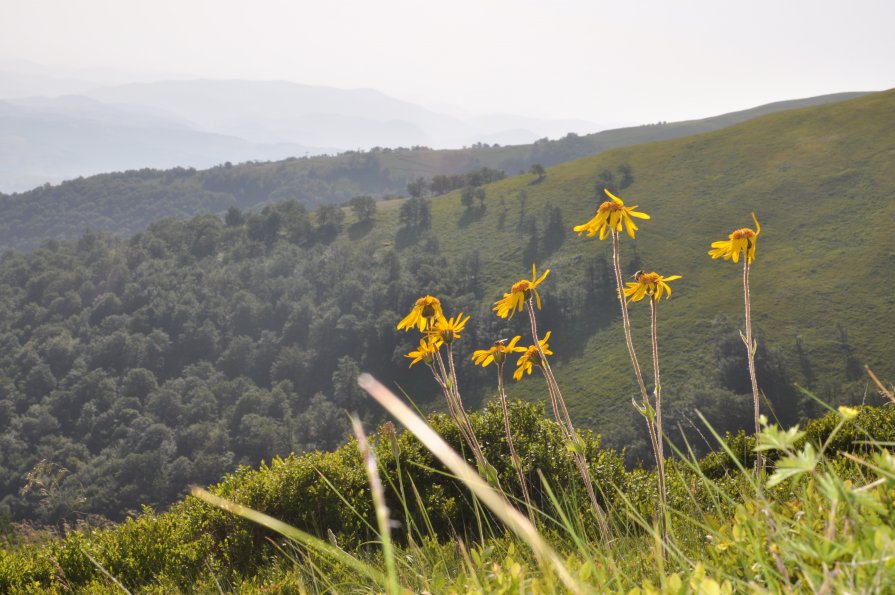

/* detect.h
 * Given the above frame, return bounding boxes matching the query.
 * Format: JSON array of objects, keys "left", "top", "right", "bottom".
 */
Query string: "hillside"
[
  {"left": 0, "top": 91, "right": 865, "bottom": 252},
  {"left": 418, "top": 88, "right": 895, "bottom": 441},
  {"left": 0, "top": 89, "right": 892, "bottom": 527}
]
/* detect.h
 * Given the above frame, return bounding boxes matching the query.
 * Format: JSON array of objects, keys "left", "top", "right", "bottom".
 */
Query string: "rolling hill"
[{"left": 0, "top": 91, "right": 867, "bottom": 251}]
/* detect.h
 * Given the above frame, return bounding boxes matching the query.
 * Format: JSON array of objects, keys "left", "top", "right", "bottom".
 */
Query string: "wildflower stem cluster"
[{"left": 525, "top": 299, "right": 609, "bottom": 539}]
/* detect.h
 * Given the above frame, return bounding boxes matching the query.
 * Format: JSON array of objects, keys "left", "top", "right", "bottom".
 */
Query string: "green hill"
[
  {"left": 0, "top": 92, "right": 865, "bottom": 252},
  {"left": 415, "top": 88, "right": 895, "bottom": 440}
]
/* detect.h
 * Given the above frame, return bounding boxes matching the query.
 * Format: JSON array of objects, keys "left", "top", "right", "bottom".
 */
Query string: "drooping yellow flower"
[
  {"left": 513, "top": 331, "right": 554, "bottom": 381},
  {"left": 428, "top": 312, "right": 470, "bottom": 346},
  {"left": 708, "top": 213, "right": 761, "bottom": 264},
  {"left": 405, "top": 338, "right": 439, "bottom": 367},
  {"left": 493, "top": 264, "right": 551, "bottom": 319},
  {"left": 624, "top": 271, "right": 682, "bottom": 303},
  {"left": 471, "top": 336, "right": 526, "bottom": 368},
  {"left": 573, "top": 188, "right": 650, "bottom": 240},
  {"left": 397, "top": 295, "right": 444, "bottom": 332}
]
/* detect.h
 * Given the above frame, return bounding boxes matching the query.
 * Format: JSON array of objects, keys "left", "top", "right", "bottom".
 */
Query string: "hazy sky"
[{"left": 3, "top": 0, "right": 893, "bottom": 125}]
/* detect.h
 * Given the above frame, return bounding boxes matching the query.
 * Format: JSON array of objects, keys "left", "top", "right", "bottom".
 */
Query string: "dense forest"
[{"left": 0, "top": 198, "right": 818, "bottom": 527}]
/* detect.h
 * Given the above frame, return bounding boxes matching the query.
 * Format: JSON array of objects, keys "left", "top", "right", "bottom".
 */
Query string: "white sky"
[{"left": 2, "top": 0, "right": 893, "bottom": 124}]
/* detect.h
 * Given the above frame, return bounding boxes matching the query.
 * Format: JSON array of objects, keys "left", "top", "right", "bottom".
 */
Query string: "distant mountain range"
[{"left": 0, "top": 72, "right": 601, "bottom": 192}]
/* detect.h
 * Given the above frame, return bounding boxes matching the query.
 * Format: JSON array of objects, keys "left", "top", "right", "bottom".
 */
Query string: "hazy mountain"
[
  {"left": 0, "top": 95, "right": 329, "bottom": 192},
  {"left": 0, "top": 70, "right": 98, "bottom": 99},
  {"left": 84, "top": 79, "right": 599, "bottom": 147}
]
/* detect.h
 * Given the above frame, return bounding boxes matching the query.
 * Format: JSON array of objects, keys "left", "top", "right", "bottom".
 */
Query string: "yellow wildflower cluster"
[{"left": 397, "top": 296, "right": 471, "bottom": 367}]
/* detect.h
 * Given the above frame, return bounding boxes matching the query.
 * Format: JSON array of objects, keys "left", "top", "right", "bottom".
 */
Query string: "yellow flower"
[
  {"left": 397, "top": 295, "right": 444, "bottom": 332},
  {"left": 428, "top": 312, "right": 470, "bottom": 346},
  {"left": 624, "top": 271, "right": 682, "bottom": 303},
  {"left": 513, "top": 331, "right": 554, "bottom": 381},
  {"left": 405, "top": 338, "right": 439, "bottom": 367},
  {"left": 493, "top": 264, "right": 550, "bottom": 319},
  {"left": 471, "top": 336, "right": 526, "bottom": 367},
  {"left": 573, "top": 188, "right": 650, "bottom": 240},
  {"left": 838, "top": 405, "right": 859, "bottom": 420},
  {"left": 708, "top": 213, "right": 761, "bottom": 264}
]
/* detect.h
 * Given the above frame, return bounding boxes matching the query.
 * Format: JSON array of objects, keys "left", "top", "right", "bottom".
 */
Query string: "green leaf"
[{"left": 767, "top": 443, "right": 817, "bottom": 487}]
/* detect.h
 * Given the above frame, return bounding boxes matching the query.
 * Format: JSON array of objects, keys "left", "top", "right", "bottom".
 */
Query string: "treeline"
[
  {"left": 0, "top": 152, "right": 401, "bottom": 252},
  {"left": 407, "top": 167, "right": 507, "bottom": 197}
]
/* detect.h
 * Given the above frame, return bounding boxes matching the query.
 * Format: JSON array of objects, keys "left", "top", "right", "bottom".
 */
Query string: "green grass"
[{"left": 4, "top": 396, "right": 895, "bottom": 592}]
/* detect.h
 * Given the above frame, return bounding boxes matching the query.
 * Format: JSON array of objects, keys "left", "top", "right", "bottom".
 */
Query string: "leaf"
[
  {"left": 755, "top": 424, "right": 805, "bottom": 453},
  {"left": 767, "top": 443, "right": 818, "bottom": 487}
]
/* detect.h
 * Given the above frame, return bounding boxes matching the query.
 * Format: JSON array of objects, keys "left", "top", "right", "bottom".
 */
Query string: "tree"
[
  {"left": 225, "top": 207, "right": 244, "bottom": 227},
  {"left": 618, "top": 164, "right": 634, "bottom": 189},
  {"left": 460, "top": 186, "right": 475, "bottom": 210},
  {"left": 406, "top": 177, "right": 428, "bottom": 198},
  {"left": 529, "top": 163, "right": 546, "bottom": 181},
  {"left": 315, "top": 204, "right": 345, "bottom": 241},
  {"left": 475, "top": 187, "right": 487, "bottom": 210},
  {"left": 349, "top": 196, "right": 377, "bottom": 222}
]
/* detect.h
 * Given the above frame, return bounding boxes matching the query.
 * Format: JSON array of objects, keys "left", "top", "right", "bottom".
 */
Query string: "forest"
[{"left": 0, "top": 189, "right": 831, "bottom": 527}]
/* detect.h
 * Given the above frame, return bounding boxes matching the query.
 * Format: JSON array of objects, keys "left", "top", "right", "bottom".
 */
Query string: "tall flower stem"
[
  {"left": 648, "top": 299, "right": 667, "bottom": 522},
  {"left": 611, "top": 231, "right": 664, "bottom": 523},
  {"left": 611, "top": 232, "right": 649, "bottom": 402},
  {"left": 495, "top": 363, "right": 533, "bottom": 517},
  {"left": 743, "top": 259, "right": 763, "bottom": 474},
  {"left": 431, "top": 349, "right": 487, "bottom": 472},
  {"left": 525, "top": 300, "right": 610, "bottom": 541}
]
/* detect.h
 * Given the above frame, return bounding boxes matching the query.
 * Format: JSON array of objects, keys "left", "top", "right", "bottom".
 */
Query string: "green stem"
[{"left": 743, "top": 259, "right": 763, "bottom": 474}]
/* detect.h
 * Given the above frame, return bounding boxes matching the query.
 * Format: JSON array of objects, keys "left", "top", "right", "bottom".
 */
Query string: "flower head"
[
  {"left": 708, "top": 213, "right": 761, "bottom": 264},
  {"left": 493, "top": 264, "right": 550, "bottom": 319},
  {"left": 513, "top": 331, "right": 554, "bottom": 381},
  {"left": 397, "top": 295, "right": 444, "bottom": 332},
  {"left": 624, "top": 271, "right": 682, "bottom": 303},
  {"left": 428, "top": 312, "right": 470, "bottom": 346},
  {"left": 573, "top": 188, "right": 650, "bottom": 240},
  {"left": 405, "top": 338, "right": 439, "bottom": 368},
  {"left": 471, "top": 336, "right": 526, "bottom": 368}
]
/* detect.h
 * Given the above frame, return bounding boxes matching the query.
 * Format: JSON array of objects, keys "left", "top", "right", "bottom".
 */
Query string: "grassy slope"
[{"left": 372, "top": 89, "right": 895, "bottom": 432}]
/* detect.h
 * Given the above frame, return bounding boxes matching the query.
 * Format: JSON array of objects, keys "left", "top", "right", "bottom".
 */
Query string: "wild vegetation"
[
  {"left": 1, "top": 89, "right": 893, "bottom": 530},
  {"left": 0, "top": 89, "right": 893, "bottom": 592}
]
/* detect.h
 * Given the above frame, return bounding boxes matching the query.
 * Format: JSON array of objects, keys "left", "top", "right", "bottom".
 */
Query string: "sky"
[{"left": 2, "top": 0, "right": 894, "bottom": 126}]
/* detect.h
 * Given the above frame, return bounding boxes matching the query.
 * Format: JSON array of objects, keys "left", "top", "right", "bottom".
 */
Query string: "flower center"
[
  {"left": 511, "top": 280, "right": 533, "bottom": 294},
  {"left": 639, "top": 272, "right": 660, "bottom": 284},
  {"left": 416, "top": 296, "right": 440, "bottom": 318},
  {"left": 731, "top": 228, "right": 755, "bottom": 240},
  {"left": 526, "top": 347, "right": 543, "bottom": 366},
  {"left": 599, "top": 201, "right": 622, "bottom": 213}
]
